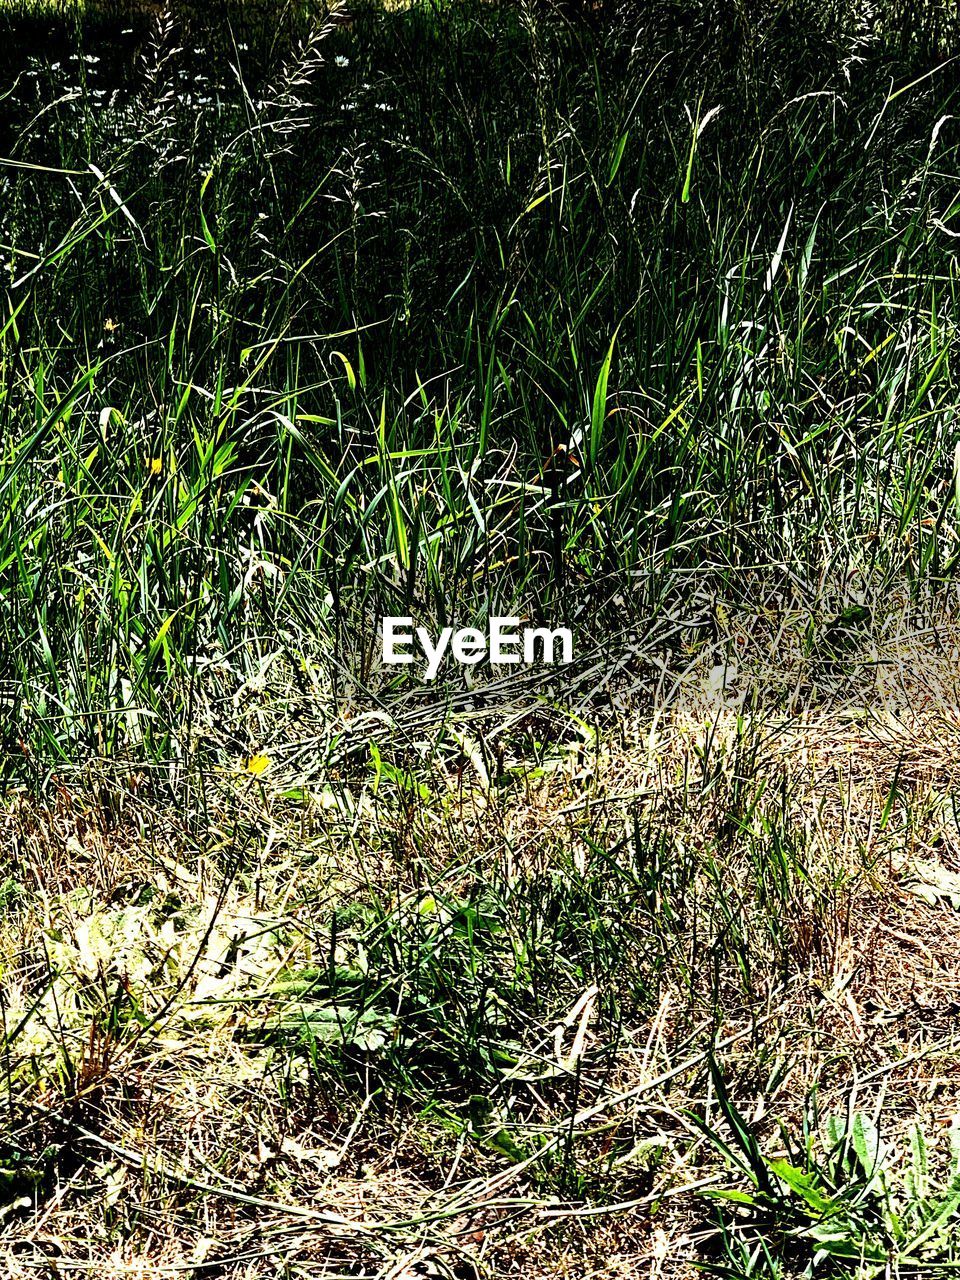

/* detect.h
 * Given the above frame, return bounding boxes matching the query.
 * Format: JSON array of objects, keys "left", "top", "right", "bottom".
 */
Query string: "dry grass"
[{"left": 4, "top": 601, "right": 960, "bottom": 1276}]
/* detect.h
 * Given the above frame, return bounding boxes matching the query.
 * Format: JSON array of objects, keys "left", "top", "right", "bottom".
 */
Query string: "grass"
[{"left": 2, "top": 0, "right": 960, "bottom": 1274}]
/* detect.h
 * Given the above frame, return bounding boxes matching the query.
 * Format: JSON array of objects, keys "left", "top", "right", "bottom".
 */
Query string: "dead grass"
[{"left": 5, "top": 605, "right": 960, "bottom": 1275}]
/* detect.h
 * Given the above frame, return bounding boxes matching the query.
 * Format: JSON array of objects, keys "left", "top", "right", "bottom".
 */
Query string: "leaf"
[
  {"left": 810, "top": 1224, "right": 885, "bottom": 1262},
  {"left": 905, "top": 858, "right": 960, "bottom": 908},
  {"left": 199, "top": 168, "right": 217, "bottom": 253},
  {"left": 589, "top": 326, "right": 620, "bottom": 468},
  {"left": 703, "top": 1188, "right": 758, "bottom": 1205},
  {"left": 330, "top": 350, "right": 357, "bottom": 392},
  {"left": 764, "top": 204, "right": 794, "bottom": 294},
  {"left": 290, "top": 1004, "right": 395, "bottom": 1052},
  {"left": 145, "top": 611, "right": 177, "bottom": 666},
  {"left": 706, "top": 1054, "right": 775, "bottom": 1197},
  {"left": 768, "top": 1158, "right": 835, "bottom": 1215},
  {"left": 607, "top": 129, "right": 629, "bottom": 185},
  {"left": 851, "top": 1113, "right": 884, "bottom": 1189},
  {"left": 906, "top": 1123, "right": 929, "bottom": 1205}
]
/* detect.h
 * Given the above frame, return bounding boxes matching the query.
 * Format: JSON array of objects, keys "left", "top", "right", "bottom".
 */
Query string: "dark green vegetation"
[
  {"left": 1, "top": 0, "right": 960, "bottom": 769},
  {"left": 3, "top": 1, "right": 960, "bottom": 1276}
]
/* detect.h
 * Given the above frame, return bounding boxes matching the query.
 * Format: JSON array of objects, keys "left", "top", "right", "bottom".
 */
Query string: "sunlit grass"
[{"left": 3, "top": 0, "right": 960, "bottom": 1274}]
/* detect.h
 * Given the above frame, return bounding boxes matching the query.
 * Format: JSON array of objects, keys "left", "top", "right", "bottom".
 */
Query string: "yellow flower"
[
  {"left": 244, "top": 753, "right": 271, "bottom": 776},
  {"left": 148, "top": 457, "right": 163, "bottom": 476}
]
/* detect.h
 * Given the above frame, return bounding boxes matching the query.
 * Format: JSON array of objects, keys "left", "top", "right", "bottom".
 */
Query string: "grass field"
[{"left": 4, "top": 0, "right": 960, "bottom": 1275}]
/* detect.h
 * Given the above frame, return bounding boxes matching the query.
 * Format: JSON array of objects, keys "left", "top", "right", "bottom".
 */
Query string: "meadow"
[{"left": 3, "top": 0, "right": 960, "bottom": 1275}]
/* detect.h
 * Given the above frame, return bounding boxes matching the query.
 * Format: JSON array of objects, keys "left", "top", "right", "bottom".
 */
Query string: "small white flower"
[{"left": 335, "top": 55, "right": 350, "bottom": 67}]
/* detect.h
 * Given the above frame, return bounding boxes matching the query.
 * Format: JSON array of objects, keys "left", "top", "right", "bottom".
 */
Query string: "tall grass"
[
  {"left": 0, "top": 1, "right": 957, "bottom": 782},
  {"left": 0, "top": 0, "right": 958, "bottom": 787}
]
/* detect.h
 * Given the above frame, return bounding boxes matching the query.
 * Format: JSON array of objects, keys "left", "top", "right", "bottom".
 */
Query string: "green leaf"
[
  {"left": 851, "top": 1113, "right": 885, "bottom": 1191},
  {"left": 702, "top": 1055, "right": 775, "bottom": 1198},
  {"left": 768, "top": 1158, "right": 835, "bottom": 1215},
  {"left": 199, "top": 168, "right": 217, "bottom": 252},
  {"left": 607, "top": 129, "right": 629, "bottom": 185},
  {"left": 330, "top": 350, "right": 357, "bottom": 392},
  {"left": 589, "top": 325, "right": 620, "bottom": 469},
  {"left": 703, "top": 1188, "right": 758, "bottom": 1205}
]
